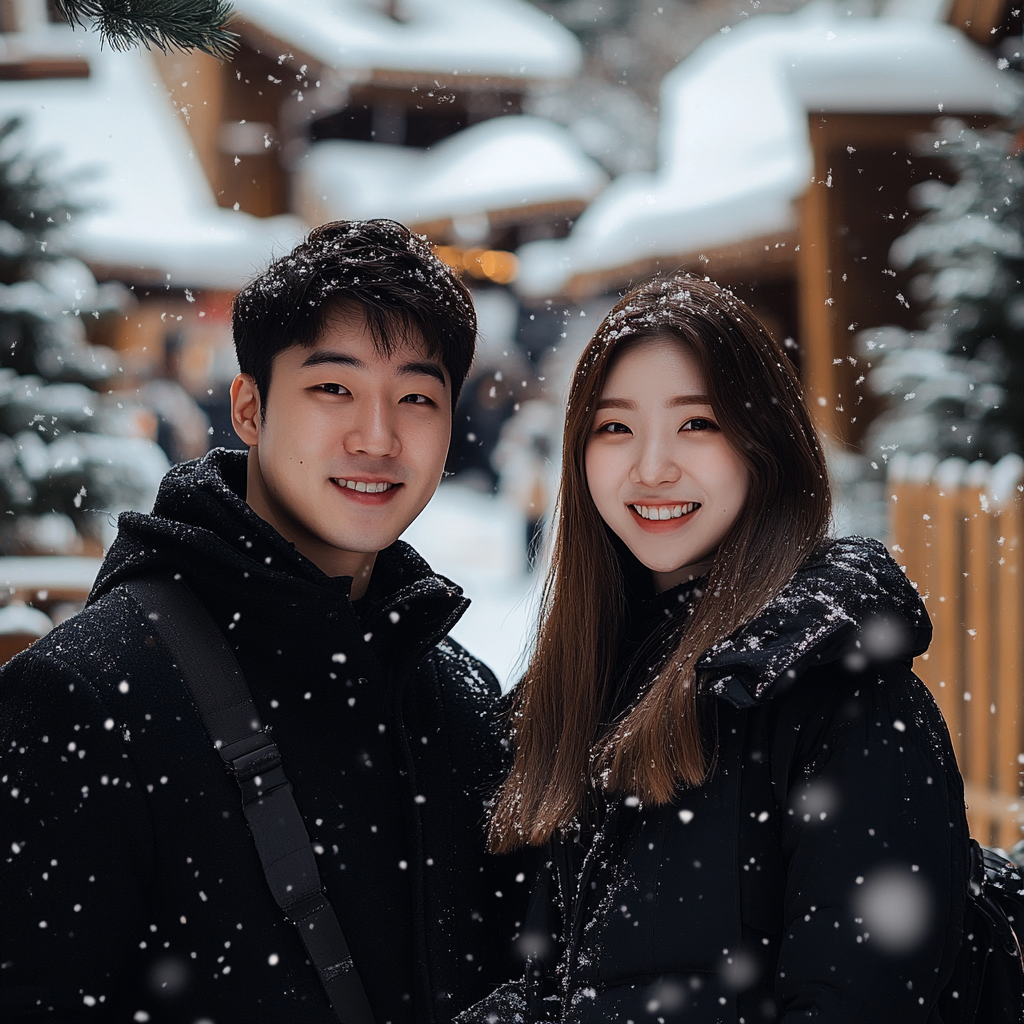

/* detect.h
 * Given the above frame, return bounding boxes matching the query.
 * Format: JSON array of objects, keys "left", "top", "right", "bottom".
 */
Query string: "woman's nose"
[{"left": 633, "top": 436, "right": 681, "bottom": 487}]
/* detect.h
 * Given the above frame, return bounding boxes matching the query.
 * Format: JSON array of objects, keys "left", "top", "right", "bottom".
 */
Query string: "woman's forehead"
[{"left": 602, "top": 335, "right": 704, "bottom": 390}]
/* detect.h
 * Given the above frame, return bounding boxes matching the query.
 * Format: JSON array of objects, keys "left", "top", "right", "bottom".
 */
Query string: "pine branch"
[{"left": 54, "top": 0, "right": 239, "bottom": 60}]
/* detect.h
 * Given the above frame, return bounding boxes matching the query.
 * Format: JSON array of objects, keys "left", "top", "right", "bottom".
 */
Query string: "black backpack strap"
[{"left": 123, "top": 577, "right": 376, "bottom": 1024}]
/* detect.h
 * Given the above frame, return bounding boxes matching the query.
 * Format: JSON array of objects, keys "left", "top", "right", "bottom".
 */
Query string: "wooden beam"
[
  {"left": 948, "top": 0, "right": 1011, "bottom": 44},
  {"left": 797, "top": 113, "right": 1000, "bottom": 447},
  {"left": 152, "top": 49, "right": 225, "bottom": 199},
  {"left": 0, "top": 57, "right": 89, "bottom": 79}
]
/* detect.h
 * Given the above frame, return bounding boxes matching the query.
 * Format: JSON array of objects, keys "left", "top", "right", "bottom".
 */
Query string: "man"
[{"left": 1, "top": 221, "right": 527, "bottom": 1023}]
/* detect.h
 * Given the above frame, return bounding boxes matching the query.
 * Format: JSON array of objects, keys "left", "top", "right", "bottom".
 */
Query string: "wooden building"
[{"left": 515, "top": 1, "right": 1018, "bottom": 447}]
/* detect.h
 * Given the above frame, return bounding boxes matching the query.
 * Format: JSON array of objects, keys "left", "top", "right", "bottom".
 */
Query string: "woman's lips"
[{"left": 627, "top": 501, "right": 701, "bottom": 532}]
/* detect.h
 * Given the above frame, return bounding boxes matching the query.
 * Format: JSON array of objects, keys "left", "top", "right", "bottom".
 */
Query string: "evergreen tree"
[
  {"left": 0, "top": 117, "right": 168, "bottom": 555},
  {"left": 55, "top": 0, "right": 238, "bottom": 58},
  {"left": 860, "top": 112, "right": 1024, "bottom": 464}
]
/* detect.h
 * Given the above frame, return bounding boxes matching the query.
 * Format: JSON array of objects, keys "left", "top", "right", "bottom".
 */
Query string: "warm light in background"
[{"left": 432, "top": 245, "right": 519, "bottom": 285}]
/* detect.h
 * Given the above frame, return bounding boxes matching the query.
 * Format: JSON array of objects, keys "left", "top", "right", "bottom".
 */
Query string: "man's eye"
[
  {"left": 680, "top": 417, "right": 716, "bottom": 432},
  {"left": 400, "top": 393, "right": 433, "bottom": 405},
  {"left": 318, "top": 383, "right": 349, "bottom": 396},
  {"left": 596, "top": 421, "right": 631, "bottom": 434}
]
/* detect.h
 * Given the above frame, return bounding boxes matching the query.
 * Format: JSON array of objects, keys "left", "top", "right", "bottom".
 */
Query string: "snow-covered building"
[
  {"left": 293, "top": 115, "right": 606, "bottom": 248},
  {"left": 0, "top": 0, "right": 597, "bottom": 451},
  {"left": 0, "top": 24, "right": 302, "bottom": 290},
  {"left": 515, "top": 0, "right": 1017, "bottom": 444},
  {"left": 1, "top": 0, "right": 592, "bottom": 286},
  {"left": 152, "top": 0, "right": 600, "bottom": 264}
]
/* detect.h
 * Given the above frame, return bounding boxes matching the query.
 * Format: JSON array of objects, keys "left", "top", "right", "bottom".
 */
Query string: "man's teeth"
[
  {"left": 632, "top": 501, "right": 700, "bottom": 521},
  {"left": 338, "top": 479, "right": 395, "bottom": 493}
]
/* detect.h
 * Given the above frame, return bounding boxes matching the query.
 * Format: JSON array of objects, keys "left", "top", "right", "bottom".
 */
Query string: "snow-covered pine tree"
[
  {"left": 859, "top": 113, "right": 1024, "bottom": 464},
  {"left": 0, "top": 116, "right": 168, "bottom": 555}
]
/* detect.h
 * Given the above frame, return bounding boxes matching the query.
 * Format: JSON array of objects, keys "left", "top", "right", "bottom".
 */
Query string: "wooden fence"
[{"left": 888, "top": 451, "right": 1024, "bottom": 851}]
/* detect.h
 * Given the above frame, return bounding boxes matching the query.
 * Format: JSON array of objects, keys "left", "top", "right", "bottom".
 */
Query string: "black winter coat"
[
  {"left": 460, "top": 537, "right": 970, "bottom": 1024},
  {"left": 1, "top": 449, "right": 529, "bottom": 1024}
]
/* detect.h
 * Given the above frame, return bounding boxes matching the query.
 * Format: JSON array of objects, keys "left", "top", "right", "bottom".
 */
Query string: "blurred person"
[
  {"left": 492, "top": 398, "right": 561, "bottom": 569},
  {"left": 137, "top": 330, "right": 212, "bottom": 464},
  {"left": 460, "top": 274, "right": 969, "bottom": 1023},
  {"left": 0, "top": 220, "right": 527, "bottom": 1023}
]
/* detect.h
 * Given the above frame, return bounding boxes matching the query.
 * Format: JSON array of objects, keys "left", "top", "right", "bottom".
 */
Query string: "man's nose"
[{"left": 345, "top": 400, "right": 401, "bottom": 458}]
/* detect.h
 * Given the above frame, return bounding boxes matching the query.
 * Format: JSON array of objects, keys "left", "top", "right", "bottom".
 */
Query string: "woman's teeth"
[
  {"left": 632, "top": 501, "right": 700, "bottom": 521},
  {"left": 337, "top": 479, "right": 395, "bottom": 493}
]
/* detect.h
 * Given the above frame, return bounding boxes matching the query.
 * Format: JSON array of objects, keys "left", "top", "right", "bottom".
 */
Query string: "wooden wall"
[{"left": 889, "top": 451, "right": 1024, "bottom": 850}]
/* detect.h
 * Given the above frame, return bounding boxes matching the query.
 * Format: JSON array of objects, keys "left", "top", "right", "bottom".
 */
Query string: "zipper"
[
  {"left": 559, "top": 797, "right": 624, "bottom": 1017},
  {"left": 373, "top": 579, "right": 469, "bottom": 1023}
]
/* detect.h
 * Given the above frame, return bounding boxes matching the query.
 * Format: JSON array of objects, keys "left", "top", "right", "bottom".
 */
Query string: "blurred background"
[{"left": 0, "top": 0, "right": 1020, "bottom": 845}]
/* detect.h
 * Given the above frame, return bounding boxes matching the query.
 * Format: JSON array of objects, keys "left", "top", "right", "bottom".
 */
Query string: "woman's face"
[{"left": 584, "top": 335, "right": 750, "bottom": 593}]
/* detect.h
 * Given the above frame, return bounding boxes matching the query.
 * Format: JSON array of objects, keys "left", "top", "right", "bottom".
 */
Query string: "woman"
[{"left": 463, "top": 274, "right": 968, "bottom": 1023}]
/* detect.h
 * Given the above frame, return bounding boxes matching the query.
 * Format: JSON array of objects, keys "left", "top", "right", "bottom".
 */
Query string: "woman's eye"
[
  {"left": 318, "top": 383, "right": 349, "bottom": 396},
  {"left": 400, "top": 393, "right": 434, "bottom": 405},
  {"left": 596, "top": 421, "right": 631, "bottom": 434},
  {"left": 680, "top": 417, "right": 716, "bottom": 432}
]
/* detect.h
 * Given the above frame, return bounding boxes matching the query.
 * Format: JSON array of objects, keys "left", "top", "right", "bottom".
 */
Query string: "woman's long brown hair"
[{"left": 488, "top": 274, "right": 832, "bottom": 853}]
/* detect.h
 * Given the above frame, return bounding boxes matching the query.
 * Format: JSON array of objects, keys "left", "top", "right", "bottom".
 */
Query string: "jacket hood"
[
  {"left": 698, "top": 536, "right": 931, "bottom": 708},
  {"left": 89, "top": 448, "right": 467, "bottom": 645}
]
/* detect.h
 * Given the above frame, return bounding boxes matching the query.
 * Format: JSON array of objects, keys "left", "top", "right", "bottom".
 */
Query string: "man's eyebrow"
[
  {"left": 298, "top": 351, "right": 445, "bottom": 388},
  {"left": 300, "top": 351, "right": 365, "bottom": 370},
  {"left": 398, "top": 360, "right": 447, "bottom": 388}
]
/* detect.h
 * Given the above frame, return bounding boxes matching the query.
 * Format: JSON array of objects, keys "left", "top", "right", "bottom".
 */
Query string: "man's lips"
[
  {"left": 627, "top": 501, "right": 701, "bottom": 531},
  {"left": 330, "top": 477, "right": 403, "bottom": 505}
]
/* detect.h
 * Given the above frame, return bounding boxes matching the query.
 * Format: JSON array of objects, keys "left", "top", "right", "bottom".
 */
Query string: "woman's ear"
[{"left": 230, "top": 373, "right": 262, "bottom": 447}]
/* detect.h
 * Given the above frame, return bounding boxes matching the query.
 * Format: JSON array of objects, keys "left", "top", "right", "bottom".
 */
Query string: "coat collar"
[
  {"left": 698, "top": 536, "right": 931, "bottom": 708},
  {"left": 90, "top": 448, "right": 469, "bottom": 655}
]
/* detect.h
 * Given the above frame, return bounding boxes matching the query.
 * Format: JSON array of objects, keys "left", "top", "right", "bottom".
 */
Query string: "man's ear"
[{"left": 230, "top": 373, "right": 262, "bottom": 447}]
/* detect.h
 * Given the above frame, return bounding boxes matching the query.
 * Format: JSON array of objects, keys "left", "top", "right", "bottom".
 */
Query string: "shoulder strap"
[{"left": 122, "top": 577, "right": 376, "bottom": 1024}]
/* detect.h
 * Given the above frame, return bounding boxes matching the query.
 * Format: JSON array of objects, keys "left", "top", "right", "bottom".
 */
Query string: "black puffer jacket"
[
  {"left": 1, "top": 449, "right": 529, "bottom": 1024},
  {"left": 461, "top": 537, "right": 969, "bottom": 1023}
]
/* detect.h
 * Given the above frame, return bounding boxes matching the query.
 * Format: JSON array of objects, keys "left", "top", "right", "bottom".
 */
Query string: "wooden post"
[
  {"left": 932, "top": 460, "right": 969, "bottom": 762},
  {"left": 992, "top": 457, "right": 1024, "bottom": 850},
  {"left": 964, "top": 462, "right": 994, "bottom": 843}
]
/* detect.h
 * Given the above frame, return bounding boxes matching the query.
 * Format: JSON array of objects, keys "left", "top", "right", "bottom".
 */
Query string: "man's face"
[{"left": 232, "top": 311, "right": 452, "bottom": 581}]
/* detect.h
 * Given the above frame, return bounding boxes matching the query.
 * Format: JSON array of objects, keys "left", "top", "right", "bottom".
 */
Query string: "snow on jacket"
[
  {"left": 459, "top": 536, "right": 969, "bottom": 1023},
  {"left": 1, "top": 448, "right": 530, "bottom": 1024}
]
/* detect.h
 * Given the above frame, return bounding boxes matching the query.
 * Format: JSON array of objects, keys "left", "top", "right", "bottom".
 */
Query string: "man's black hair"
[{"left": 232, "top": 219, "right": 477, "bottom": 413}]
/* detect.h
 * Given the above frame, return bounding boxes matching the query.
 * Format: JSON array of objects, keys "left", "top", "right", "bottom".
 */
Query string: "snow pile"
[
  {"left": 231, "top": 0, "right": 581, "bottom": 80},
  {"left": 0, "top": 27, "right": 303, "bottom": 288},
  {"left": 515, "top": 0, "right": 1017, "bottom": 298},
  {"left": 294, "top": 115, "right": 607, "bottom": 228},
  {"left": 0, "top": 602, "right": 53, "bottom": 637},
  {"left": 401, "top": 481, "right": 539, "bottom": 691},
  {"left": 888, "top": 450, "right": 1024, "bottom": 508}
]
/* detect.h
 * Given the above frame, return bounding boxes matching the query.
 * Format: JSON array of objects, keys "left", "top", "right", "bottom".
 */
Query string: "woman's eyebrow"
[
  {"left": 595, "top": 397, "right": 636, "bottom": 411},
  {"left": 595, "top": 394, "right": 711, "bottom": 411},
  {"left": 667, "top": 394, "right": 711, "bottom": 407}
]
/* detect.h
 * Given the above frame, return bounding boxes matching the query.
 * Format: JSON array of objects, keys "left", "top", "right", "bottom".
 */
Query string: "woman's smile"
[{"left": 628, "top": 500, "right": 702, "bottom": 529}]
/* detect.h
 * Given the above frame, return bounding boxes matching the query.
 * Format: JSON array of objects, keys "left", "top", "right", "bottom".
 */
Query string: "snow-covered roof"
[
  {"left": 515, "top": 1, "right": 1018, "bottom": 298},
  {"left": 232, "top": 0, "right": 581, "bottom": 81},
  {"left": 293, "top": 115, "right": 607, "bottom": 227},
  {"left": 0, "top": 27, "right": 303, "bottom": 289}
]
